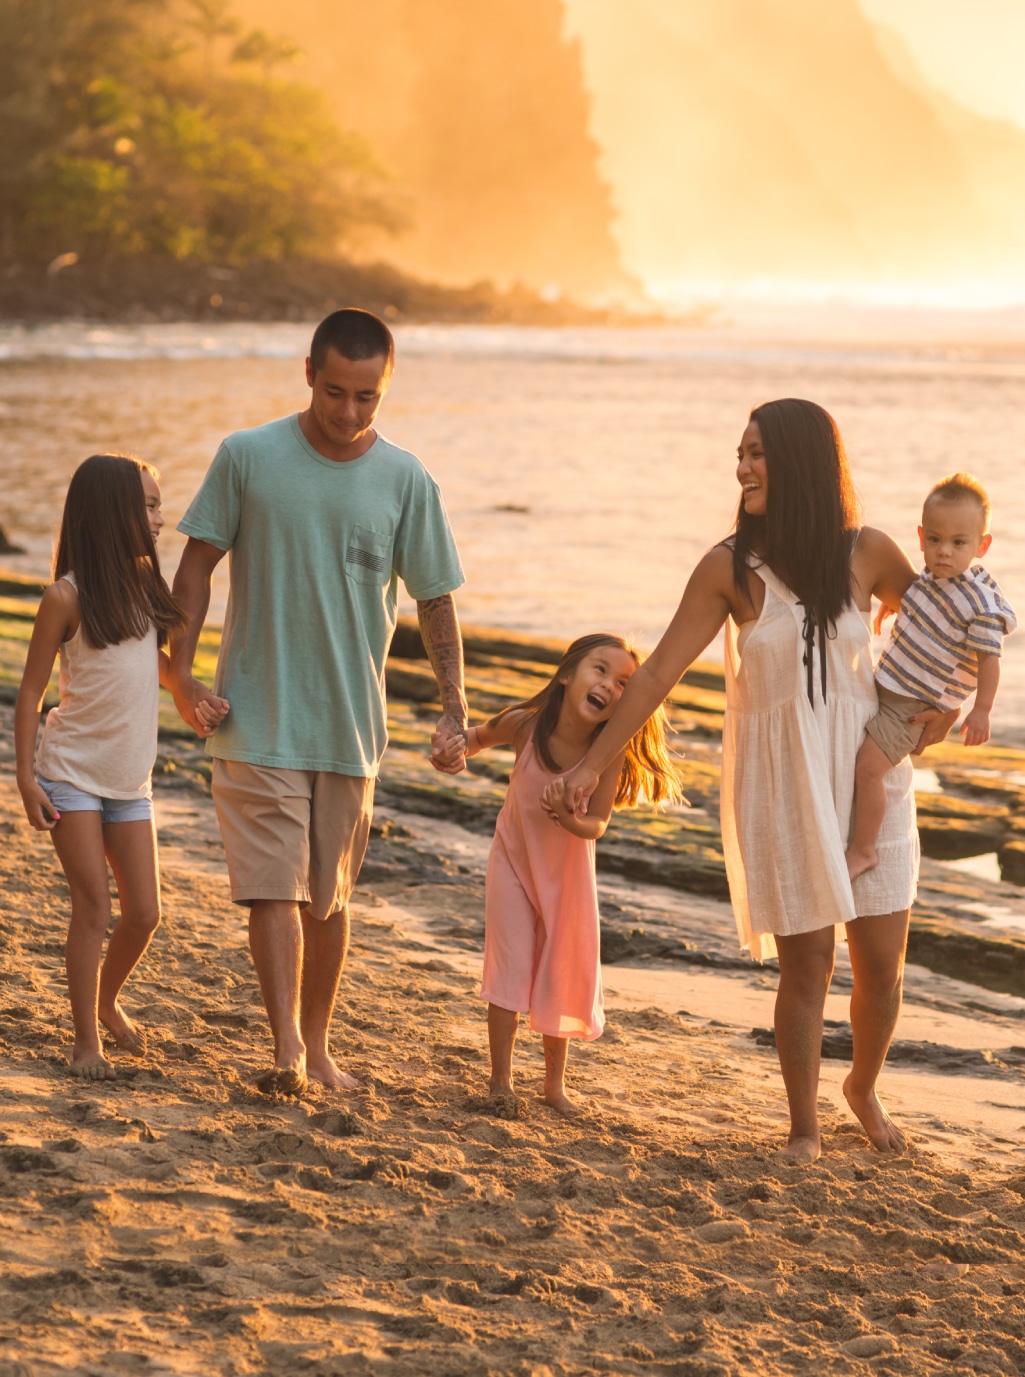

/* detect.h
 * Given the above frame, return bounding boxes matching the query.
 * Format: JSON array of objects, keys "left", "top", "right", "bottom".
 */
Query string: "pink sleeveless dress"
[{"left": 481, "top": 735, "right": 604, "bottom": 1040}]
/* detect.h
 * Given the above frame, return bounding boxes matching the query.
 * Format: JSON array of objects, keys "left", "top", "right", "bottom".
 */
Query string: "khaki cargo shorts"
[
  {"left": 211, "top": 760, "right": 374, "bottom": 920},
  {"left": 865, "top": 686, "right": 934, "bottom": 766}
]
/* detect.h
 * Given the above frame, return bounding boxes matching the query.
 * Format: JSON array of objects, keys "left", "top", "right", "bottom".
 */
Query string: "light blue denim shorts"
[{"left": 37, "top": 774, "right": 153, "bottom": 825}]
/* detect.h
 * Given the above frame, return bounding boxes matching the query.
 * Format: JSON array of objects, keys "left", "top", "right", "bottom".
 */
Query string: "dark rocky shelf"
[{"left": 2, "top": 572, "right": 1023, "bottom": 998}]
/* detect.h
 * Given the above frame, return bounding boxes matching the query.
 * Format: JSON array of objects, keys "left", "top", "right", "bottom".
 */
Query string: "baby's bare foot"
[
  {"left": 306, "top": 1052, "right": 358, "bottom": 1091},
  {"left": 843, "top": 1076, "right": 907, "bottom": 1153},
  {"left": 771, "top": 1134, "right": 821, "bottom": 1165},
  {"left": 99, "top": 1001, "right": 146, "bottom": 1056},
  {"left": 71, "top": 1049, "right": 116, "bottom": 1082}
]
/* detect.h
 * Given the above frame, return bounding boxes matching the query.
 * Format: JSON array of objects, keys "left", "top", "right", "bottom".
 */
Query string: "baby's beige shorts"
[
  {"left": 212, "top": 760, "right": 373, "bottom": 920},
  {"left": 865, "top": 685, "right": 934, "bottom": 766}
]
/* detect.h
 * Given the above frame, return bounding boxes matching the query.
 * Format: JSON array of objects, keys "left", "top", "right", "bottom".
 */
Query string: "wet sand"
[{"left": 2, "top": 771, "right": 1025, "bottom": 1377}]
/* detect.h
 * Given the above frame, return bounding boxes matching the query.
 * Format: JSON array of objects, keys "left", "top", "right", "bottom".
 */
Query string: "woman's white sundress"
[{"left": 721, "top": 554, "right": 919, "bottom": 962}]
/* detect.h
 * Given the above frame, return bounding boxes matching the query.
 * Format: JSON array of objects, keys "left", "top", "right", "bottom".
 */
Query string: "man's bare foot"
[
  {"left": 843, "top": 1076, "right": 907, "bottom": 1152},
  {"left": 306, "top": 1052, "right": 358, "bottom": 1091},
  {"left": 845, "top": 847, "right": 878, "bottom": 882},
  {"left": 771, "top": 1134, "right": 821, "bottom": 1165},
  {"left": 99, "top": 1001, "right": 146, "bottom": 1056},
  {"left": 256, "top": 1064, "right": 308, "bottom": 1097},
  {"left": 544, "top": 1088, "right": 581, "bottom": 1117},
  {"left": 71, "top": 1049, "right": 116, "bottom": 1081}
]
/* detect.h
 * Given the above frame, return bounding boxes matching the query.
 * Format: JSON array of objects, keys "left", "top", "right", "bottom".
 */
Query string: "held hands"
[
  {"left": 172, "top": 675, "right": 230, "bottom": 739},
  {"left": 430, "top": 714, "right": 467, "bottom": 775},
  {"left": 540, "top": 777, "right": 569, "bottom": 828},
  {"left": 541, "top": 765, "right": 600, "bottom": 819}
]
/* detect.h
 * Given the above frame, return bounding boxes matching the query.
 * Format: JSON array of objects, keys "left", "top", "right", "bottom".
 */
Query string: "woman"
[{"left": 546, "top": 399, "right": 955, "bottom": 1163}]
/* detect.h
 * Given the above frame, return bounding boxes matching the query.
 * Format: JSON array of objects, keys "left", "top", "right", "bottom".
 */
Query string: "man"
[{"left": 169, "top": 308, "right": 466, "bottom": 1096}]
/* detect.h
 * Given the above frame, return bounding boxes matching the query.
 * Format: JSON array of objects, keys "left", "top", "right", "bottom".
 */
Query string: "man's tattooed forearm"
[{"left": 417, "top": 594, "right": 467, "bottom": 722}]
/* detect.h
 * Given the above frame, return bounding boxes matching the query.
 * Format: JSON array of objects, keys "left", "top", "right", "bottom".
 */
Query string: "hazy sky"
[{"left": 858, "top": 0, "right": 1025, "bottom": 130}]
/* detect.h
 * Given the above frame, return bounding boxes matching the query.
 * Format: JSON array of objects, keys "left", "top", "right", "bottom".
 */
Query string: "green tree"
[{"left": 0, "top": 0, "right": 402, "bottom": 264}]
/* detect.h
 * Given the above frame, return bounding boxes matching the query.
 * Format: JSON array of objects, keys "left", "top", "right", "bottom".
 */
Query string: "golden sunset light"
[{"left": 3, "top": 5, "right": 1025, "bottom": 1376}]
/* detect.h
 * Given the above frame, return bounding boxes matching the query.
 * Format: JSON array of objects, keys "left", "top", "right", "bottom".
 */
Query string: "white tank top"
[{"left": 36, "top": 573, "right": 159, "bottom": 799}]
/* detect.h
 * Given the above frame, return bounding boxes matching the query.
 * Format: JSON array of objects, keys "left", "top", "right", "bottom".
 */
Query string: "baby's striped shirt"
[{"left": 875, "top": 565, "right": 1016, "bottom": 710}]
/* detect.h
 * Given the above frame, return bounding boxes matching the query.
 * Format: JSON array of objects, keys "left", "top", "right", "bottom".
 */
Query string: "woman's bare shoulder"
[
  {"left": 855, "top": 524, "right": 914, "bottom": 569},
  {"left": 856, "top": 524, "right": 897, "bottom": 554},
  {"left": 853, "top": 525, "right": 917, "bottom": 604},
  {"left": 694, "top": 542, "right": 737, "bottom": 583}
]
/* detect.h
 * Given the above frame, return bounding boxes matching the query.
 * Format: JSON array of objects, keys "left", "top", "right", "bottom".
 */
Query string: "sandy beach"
[{"left": 2, "top": 736, "right": 1025, "bottom": 1376}]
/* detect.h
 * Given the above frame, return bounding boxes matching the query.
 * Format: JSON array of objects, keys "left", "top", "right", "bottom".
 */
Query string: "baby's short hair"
[{"left": 924, "top": 472, "right": 991, "bottom": 529}]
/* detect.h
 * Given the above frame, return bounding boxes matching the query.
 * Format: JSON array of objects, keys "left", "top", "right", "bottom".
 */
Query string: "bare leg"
[
  {"left": 300, "top": 906, "right": 355, "bottom": 1090},
  {"left": 50, "top": 812, "right": 117, "bottom": 1080},
  {"left": 543, "top": 1035, "right": 578, "bottom": 1115},
  {"left": 249, "top": 899, "right": 307, "bottom": 1094},
  {"left": 772, "top": 927, "right": 835, "bottom": 1163},
  {"left": 487, "top": 1004, "right": 519, "bottom": 1095},
  {"left": 845, "top": 737, "right": 894, "bottom": 880},
  {"left": 98, "top": 819, "right": 161, "bottom": 1055},
  {"left": 843, "top": 908, "right": 909, "bottom": 1152}
]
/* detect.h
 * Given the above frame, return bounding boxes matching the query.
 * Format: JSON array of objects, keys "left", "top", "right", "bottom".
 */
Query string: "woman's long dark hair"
[
  {"left": 494, "top": 633, "right": 681, "bottom": 808},
  {"left": 732, "top": 398, "right": 861, "bottom": 629},
  {"left": 54, "top": 454, "right": 185, "bottom": 649}
]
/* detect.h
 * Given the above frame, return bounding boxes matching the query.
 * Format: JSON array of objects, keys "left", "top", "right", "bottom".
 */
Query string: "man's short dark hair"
[{"left": 309, "top": 308, "right": 395, "bottom": 377}]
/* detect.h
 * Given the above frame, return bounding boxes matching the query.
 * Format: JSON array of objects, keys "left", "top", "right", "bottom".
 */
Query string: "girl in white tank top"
[{"left": 13, "top": 455, "right": 200, "bottom": 1081}]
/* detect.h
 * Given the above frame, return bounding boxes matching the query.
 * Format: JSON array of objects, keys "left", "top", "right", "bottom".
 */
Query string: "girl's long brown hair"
[
  {"left": 54, "top": 454, "right": 185, "bottom": 649},
  {"left": 498, "top": 633, "right": 681, "bottom": 809},
  {"left": 732, "top": 398, "right": 861, "bottom": 629}
]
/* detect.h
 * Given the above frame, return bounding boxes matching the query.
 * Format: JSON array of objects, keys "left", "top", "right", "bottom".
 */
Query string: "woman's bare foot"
[
  {"left": 70, "top": 1049, "right": 116, "bottom": 1081},
  {"left": 99, "top": 1001, "right": 146, "bottom": 1056},
  {"left": 771, "top": 1134, "right": 821, "bottom": 1165},
  {"left": 843, "top": 1075, "right": 908, "bottom": 1152},
  {"left": 845, "top": 847, "right": 878, "bottom": 882},
  {"left": 544, "top": 1087, "right": 581, "bottom": 1117},
  {"left": 306, "top": 1052, "right": 358, "bottom": 1091}
]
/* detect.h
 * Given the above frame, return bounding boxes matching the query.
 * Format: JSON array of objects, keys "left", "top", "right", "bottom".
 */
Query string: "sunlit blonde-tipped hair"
[
  {"left": 924, "top": 472, "right": 991, "bottom": 530},
  {"left": 496, "top": 632, "right": 682, "bottom": 809}
]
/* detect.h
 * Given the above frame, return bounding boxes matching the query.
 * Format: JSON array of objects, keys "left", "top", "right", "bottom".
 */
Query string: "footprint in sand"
[
  {"left": 255, "top": 1067, "right": 308, "bottom": 1098},
  {"left": 466, "top": 1091, "right": 527, "bottom": 1120},
  {"left": 921, "top": 1259, "right": 970, "bottom": 1279}
]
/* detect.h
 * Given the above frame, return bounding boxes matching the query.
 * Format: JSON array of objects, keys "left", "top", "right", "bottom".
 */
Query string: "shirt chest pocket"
[{"left": 345, "top": 524, "right": 393, "bottom": 586}]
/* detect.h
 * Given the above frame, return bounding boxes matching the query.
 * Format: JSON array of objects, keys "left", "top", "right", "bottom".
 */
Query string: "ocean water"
[{"left": 2, "top": 316, "right": 1025, "bottom": 743}]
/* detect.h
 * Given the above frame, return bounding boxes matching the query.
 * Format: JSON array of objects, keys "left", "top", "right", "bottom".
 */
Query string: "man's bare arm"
[
  {"left": 417, "top": 593, "right": 467, "bottom": 773},
  {"left": 169, "top": 537, "right": 231, "bottom": 737}
]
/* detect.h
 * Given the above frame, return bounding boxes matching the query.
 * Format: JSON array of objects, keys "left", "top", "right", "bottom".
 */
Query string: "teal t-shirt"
[{"left": 178, "top": 415, "right": 464, "bottom": 776}]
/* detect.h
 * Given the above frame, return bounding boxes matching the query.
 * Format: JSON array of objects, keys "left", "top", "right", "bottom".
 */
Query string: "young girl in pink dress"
[{"left": 455, "top": 633, "right": 679, "bottom": 1114}]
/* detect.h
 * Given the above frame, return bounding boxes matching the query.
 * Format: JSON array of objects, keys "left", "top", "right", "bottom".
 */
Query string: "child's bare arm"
[
  {"left": 430, "top": 708, "right": 529, "bottom": 772},
  {"left": 960, "top": 653, "right": 999, "bottom": 746},
  {"left": 545, "top": 751, "right": 626, "bottom": 839},
  {"left": 465, "top": 709, "right": 531, "bottom": 758},
  {"left": 15, "top": 584, "right": 73, "bottom": 829}
]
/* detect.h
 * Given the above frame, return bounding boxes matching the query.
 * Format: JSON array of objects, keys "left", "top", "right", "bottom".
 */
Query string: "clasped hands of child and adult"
[{"left": 430, "top": 728, "right": 583, "bottom": 827}]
